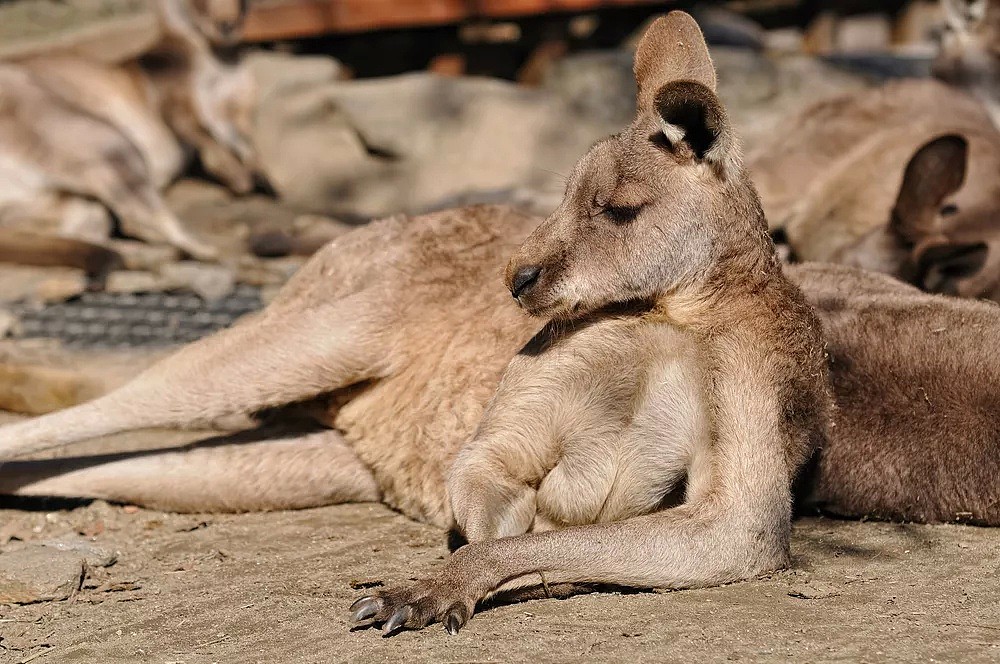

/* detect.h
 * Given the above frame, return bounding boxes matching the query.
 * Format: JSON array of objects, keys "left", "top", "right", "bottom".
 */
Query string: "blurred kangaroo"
[
  {"left": 752, "top": 0, "right": 1000, "bottom": 299},
  {"left": 1, "top": 11, "right": 999, "bottom": 633},
  {"left": 831, "top": 133, "right": 1000, "bottom": 299},
  {"left": 935, "top": 0, "right": 1000, "bottom": 128},
  {"left": 0, "top": 0, "right": 256, "bottom": 262}
]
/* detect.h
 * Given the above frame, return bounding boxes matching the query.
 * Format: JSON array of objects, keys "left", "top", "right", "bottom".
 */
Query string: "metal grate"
[{"left": 9, "top": 285, "right": 263, "bottom": 349}]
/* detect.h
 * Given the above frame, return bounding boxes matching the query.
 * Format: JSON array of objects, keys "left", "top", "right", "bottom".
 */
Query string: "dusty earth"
[{"left": 0, "top": 414, "right": 998, "bottom": 664}]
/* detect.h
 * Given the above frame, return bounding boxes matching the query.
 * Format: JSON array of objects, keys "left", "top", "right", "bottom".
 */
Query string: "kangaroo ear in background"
[
  {"left": 654, "top": 80, "right": 739, "bottom": 176},
  {"left": 891, "top": 134, "right": 968, "bottom": 243},
  {"left": 913, "top": 241, "right": 989, "bottom": 295}
]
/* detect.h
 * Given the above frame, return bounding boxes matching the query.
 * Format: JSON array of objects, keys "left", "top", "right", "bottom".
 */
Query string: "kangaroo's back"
[{"left": 791, "top": 263, "right": 1000, "bottom": 524}]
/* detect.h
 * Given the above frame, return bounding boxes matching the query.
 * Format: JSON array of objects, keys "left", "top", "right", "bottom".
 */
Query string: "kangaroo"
[
  {"left": 1, "top": 11, "right": 999, "bottom": 632},
  {"left": 750, "top": 80, "right": 1000, "bottom": 272},
  {"left": 751, "top": 0, "right": 1000, "bottom": 298},
  {"left": 832, "top": 133, "right": 1000, "bottom": 299},
  {"left": 0, "top": 0, "right": 255, "bottom": 261}
]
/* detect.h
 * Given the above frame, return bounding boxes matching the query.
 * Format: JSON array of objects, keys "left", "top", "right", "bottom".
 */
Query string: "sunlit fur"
[{"left": 0, "top": 0, "right": 255, "bottom": 260}]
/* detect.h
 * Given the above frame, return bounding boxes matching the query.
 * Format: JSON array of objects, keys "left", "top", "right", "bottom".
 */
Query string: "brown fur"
[
  {"left": 0, "top": 11, "right": 998, "bottom": 633},
  {"left": 793, "top": 263, "right": 1000, "bottom": 524},
  {"left": 833, "top": 133, "right": 1000, "bottom": 300},
  {"left": 752, "top": 0, "right": 1000, "bottom": 300},
  {"left": 0, "top": 0, "right": 255, "bottom": 261}
]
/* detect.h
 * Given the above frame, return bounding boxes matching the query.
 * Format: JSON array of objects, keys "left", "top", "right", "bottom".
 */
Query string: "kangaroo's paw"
[{"left": 350, "top": 578, "right": 475, "bottom": 636}]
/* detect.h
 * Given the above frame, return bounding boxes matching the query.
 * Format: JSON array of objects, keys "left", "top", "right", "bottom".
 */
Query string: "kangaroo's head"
[
  {"left": 184, "top": 0, "right": 248, "bottom": 45},
  {"left": 935, "top": 0, "right": 1000, "bottom": 127},
  {"left": 838, "top": 133, "right": 1000, "bottom": 301},
  {"left": 155, "top": 0, "right": 259, "bottom": 194},
  {"left": 505, "top": 12, "right": 770, "bottom": 320},
  {"left": 195, "top": 62, "right": 260, "bottom": 194}
]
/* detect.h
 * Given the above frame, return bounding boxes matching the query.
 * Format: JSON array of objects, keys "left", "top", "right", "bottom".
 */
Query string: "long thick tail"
[{"left": 0, "top": 427, "right": 379, "bottom": 512}]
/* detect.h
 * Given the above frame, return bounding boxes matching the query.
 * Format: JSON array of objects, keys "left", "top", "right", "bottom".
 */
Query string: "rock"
[
  {"left": 787, "top": 582, "right": 842, "bottom": 600},
  {"left": 836, "top": 13, "right": 892, "bottom": 54},
  {"left": 765, "top": 28, "right": 805, "bottom": 53},
  {"left": 106, "top": 270, "right": 169, "bottom": 295},
  {"left": 720, "top": 49, "right": 871, "bottom": 154},
  {"left": 0, "top": 309, "right": 19, "bottom": 338},
  {"left": 540, "top": 50, "right": 635, "bottom": 128},
  {"left": 34, "top": 272, "right": 88, "bottom": 303},
  {"left": 691, "top": 6, "right": 766, "bottom": 50},
  {"left": 36, "top": 539, "right": 117, "bottom": 568},
  {"left": 160, "top": 261, "right": 236, "bottom": 301},
  {"left": 249, "top": 51, "right": 626, "bottom": 218},
  {"left": 106, "top": 240, "right": 181, "bottom": 272},
  {"left": 0, "top": 545, "right": 85, "bottom": 604}
]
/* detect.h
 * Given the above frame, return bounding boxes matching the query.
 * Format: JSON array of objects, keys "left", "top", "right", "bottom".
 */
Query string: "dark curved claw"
[
  {"left": 383, "top": 605, "right": 413, "bottom": 635},
  {"left": 350, "top": 596, "right": 381, "bottom": 622},
  {"left": 443, "top": 605, "right": 467, "bottom": 636}
]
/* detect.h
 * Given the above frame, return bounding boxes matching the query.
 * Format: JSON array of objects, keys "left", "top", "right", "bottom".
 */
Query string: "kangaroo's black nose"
[{"left": 511, "top": 265, "right": 542, "bottom": 299}]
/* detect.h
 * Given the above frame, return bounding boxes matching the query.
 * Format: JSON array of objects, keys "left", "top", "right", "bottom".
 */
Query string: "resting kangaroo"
[
  {"left": 752, "top": 0, "right": 1000, "bottom": 299},
  {"left": 0, "top": 0, "right": 256, "bottom": 261},
  {"left": 1, "top": 12, "right": 999, "bottom": 632}
]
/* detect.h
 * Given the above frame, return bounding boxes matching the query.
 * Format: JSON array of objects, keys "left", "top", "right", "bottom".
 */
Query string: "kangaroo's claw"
[
  {"left": 349, "top": 596, "right": 382, "bottom": 622},
  {"left": 349, "top": 579, "right": 477, "bottom": 636}
]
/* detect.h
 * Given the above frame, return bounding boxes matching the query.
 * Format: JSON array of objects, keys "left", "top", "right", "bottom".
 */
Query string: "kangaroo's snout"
[{"left": 510, "top": 265, "right": 542, "bottom": 299}]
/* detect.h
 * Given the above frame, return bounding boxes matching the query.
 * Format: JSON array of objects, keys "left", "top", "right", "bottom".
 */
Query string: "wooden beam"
[
  {"left": 244, "top": 0, "right": 468, "bottom": 41},
  {"left": 243, "top": 0, "right": 673, "bottom": 41}
]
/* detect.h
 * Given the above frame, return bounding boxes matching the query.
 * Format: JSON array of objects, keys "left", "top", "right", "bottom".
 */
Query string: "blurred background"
[{"left": 0, "top": 0, "right": 969, "bottom": 367}]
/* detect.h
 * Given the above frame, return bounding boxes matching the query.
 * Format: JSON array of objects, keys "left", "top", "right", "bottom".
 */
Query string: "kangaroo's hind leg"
[{"left": 0, "top": 427, "right": 378, "bottom": 512}]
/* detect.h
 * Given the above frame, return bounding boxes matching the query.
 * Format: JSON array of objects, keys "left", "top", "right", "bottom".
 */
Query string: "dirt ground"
[{"left": 1, "top": 423, "right": 999, "bottom": 664}]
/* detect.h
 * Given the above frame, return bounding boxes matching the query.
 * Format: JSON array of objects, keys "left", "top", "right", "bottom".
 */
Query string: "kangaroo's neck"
[{"left": 655, "top": 246, "right": 830, "bottom": 491}]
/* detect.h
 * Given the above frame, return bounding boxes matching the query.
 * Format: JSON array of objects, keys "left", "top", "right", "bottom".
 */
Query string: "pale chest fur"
[{"left": 485, "top": 317, "right": 712, "bottom": 531}]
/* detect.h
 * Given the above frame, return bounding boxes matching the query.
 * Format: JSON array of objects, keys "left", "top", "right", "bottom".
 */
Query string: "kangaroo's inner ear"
[
  {"left": 912, "top": 241, "right": 989, "bottom": 294},
  {"left": 891, "top": 134, "right": 968, "bottom": 243},
  {"left": 654, "top": 80, "right": 738, "bottom": 175}
]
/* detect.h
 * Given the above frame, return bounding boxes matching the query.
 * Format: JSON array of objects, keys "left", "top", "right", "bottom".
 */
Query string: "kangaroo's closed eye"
[{"left": 603, "top": 204, "right": 642, "bottom": 224}]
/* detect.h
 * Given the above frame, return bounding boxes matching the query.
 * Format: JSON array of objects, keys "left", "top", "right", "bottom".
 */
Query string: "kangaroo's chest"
[{"left": 516, "top": 321, "right": 712, "bottom": 528}]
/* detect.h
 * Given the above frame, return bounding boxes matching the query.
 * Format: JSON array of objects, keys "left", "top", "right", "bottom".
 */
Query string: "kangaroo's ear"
[
  {"left": 891, "top": 134, "right": 968, "bottom": 243},
  {"left": 654, "top": 80, "right": 739, "bottom": 176},
  {"left": 634, "top": 11, "right": 717, "bottom": 111}
]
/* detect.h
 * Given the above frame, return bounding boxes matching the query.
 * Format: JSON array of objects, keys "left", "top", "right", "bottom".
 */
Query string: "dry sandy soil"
[{"left": 1, "top": 422, "right": 998, "bottom": 664}]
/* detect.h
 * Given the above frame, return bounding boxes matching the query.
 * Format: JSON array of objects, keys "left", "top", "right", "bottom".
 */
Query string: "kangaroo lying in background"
[
  {"left": 1, "top": 11, "right": 999, "bottom": 633},
  {"left": 751, "top": 0, "right": 1000, "bottom": 299},
  {"left": 831, "top": 133, "right": 1000, "bottom": 299},
  {"left": 0, "top": 0, "right": 256, "bottom": 262}
]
